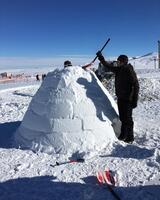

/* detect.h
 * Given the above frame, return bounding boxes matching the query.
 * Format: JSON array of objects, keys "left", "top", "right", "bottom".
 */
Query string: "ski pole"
[
  {"left": 82, "top": 38, "right": 110, "bottom": 69},
  {"left": 50, "top": 158, "right": 85, "bottom": 167},
  {"left": 91, "top": 38, "right": 110, "bottom": 63},
  {"left": 56, "top": 158, "right": 84, "bottom": 166}
]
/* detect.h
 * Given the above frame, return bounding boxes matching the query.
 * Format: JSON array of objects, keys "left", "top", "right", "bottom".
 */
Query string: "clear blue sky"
[{"left": 0, "top": 0, "right": 160, "bottom": 60}]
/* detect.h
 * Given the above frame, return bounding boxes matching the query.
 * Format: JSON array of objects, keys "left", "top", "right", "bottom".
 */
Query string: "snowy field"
[{"left": 0, "top": 59, "right": 160, "bottom": 199}]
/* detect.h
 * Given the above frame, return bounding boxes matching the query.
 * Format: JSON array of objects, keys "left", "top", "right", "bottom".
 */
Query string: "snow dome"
[{"left": 14, "top": 66, "right": 121, "bottom": 156}]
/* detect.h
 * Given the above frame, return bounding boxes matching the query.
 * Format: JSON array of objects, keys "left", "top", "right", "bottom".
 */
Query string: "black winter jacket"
[{"left": 100, "top": 59, "right": 139, "bottom": 104}]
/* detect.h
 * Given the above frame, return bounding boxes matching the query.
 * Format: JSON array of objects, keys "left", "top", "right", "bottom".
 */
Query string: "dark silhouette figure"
[
  {"left": 36, "top": 74, "right": 40, "bottom": 81},
  {"left": 42, "top": 74, "right": 46, "bottom": 80}
]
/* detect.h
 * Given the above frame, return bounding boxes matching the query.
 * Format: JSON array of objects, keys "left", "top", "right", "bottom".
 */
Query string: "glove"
[
  {"left": 96, "top": 51, "right": 105, "bottom": 61},
  {"left": 131, "top": 95, "right": 138, "bottom": 109},
  {"left": 131, "top": 101, "right": 137, "bottom": 109}
]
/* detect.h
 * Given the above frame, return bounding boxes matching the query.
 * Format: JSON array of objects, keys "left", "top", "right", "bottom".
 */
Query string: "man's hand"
[
  {"left": 131, "top": 101, "right": 137, "bottom": 109},
  {"left": 96, "top": 51, "right": 105, "bottom": 61}
]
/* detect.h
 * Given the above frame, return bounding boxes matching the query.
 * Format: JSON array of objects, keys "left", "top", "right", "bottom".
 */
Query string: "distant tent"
[
  {"left": 14, "top": 67, "right": 121, "bottom": 156},
  {"left": 0, "top": 72, "right": 7, "bottom": 78}
]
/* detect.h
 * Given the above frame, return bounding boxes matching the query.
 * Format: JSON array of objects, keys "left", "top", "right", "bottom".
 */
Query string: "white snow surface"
[
  {"left": 14, "top": 66, "right": 120, "bottom": 156},
  {"left": 0, "top": 59, "right": 160, "bottom": 200}
]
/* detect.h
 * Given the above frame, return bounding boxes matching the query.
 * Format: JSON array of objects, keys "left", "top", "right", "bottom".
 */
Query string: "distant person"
[
  {"left": 64, "top": 60, "right": 72, "bottom": 68},
  {"left": 42, "top": 74, "right": 46, "bottom": 80},
  {"left": 97, "top": 62, "right": 114, "bottom": 80},
  {"left": 95, "top": 68, "right": 102, "bottom": 81},
  {"left": 96, "top": 51, "right": 139, "bottom": 143},
  {"left": 36, "top": 74, "right": 40, "bottom": 81},
  {"left": 94, "top": 62, "right": 112, "bottom": 81}
]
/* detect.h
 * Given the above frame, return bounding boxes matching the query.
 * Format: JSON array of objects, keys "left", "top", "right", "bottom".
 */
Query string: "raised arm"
[{"left": 96, "top": 51, "right": 118, "bottom": 73}]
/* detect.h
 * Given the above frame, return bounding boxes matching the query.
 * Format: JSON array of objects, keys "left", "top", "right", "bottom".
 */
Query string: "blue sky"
[{"left": 0, "top": 0, "right": 160, "bottom": 67}]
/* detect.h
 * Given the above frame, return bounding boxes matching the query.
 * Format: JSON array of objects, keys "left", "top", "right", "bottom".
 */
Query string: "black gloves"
[
  {"left": 131, "top": 101, "right": 137, "bottom": 109},
  {"left": 131, "top": 97, "right": 138, "bottom": 108},
  {"left": 96, "top": 51, "right": 105, "bottom": 61},
  {"left": 96, "top": 51, "right": 102, "bottom": 57}
]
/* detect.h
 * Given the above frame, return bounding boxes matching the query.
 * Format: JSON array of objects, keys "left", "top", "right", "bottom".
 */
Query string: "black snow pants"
[{"left": 117, "top": 99, "right": 134, "bottom": 141}]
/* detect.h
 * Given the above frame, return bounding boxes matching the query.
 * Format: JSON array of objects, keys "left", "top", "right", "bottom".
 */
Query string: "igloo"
[{"left": 14, "top": 66, "right": 121, "bottom": 155}]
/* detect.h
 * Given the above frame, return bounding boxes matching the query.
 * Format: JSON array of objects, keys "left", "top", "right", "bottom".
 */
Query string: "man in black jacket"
[{"left": 96, "top": 51, "right": 139, "bottom": 143}]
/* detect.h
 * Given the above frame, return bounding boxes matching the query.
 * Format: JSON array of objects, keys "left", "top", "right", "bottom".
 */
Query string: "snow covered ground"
[{"left": 0, "top": 58, "right": 160, "bottom": 199}]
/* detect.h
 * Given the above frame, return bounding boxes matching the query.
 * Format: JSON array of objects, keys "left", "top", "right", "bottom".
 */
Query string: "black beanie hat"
[
  {"left": 64, "top": 60, "right": 72, "bottom": 67},
  {"left": 117, "top": 55, "right": 128, "bottom": 63}
]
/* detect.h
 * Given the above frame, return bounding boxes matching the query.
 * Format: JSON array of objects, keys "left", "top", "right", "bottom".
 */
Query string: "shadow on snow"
[
  {"left": 0, "top": 121, "right": 21, "bottom": 148},
  {"left": 77, "top": 73, "right": 119, "bottom": 122},
  {"left": 100, "top": 143, "right": 154, "bottom": 159},
  {"left": 0, "top": 175, "right": 159, "bottom": 200}
]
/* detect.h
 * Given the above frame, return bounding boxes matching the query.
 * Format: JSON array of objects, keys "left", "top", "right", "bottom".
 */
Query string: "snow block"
[{"left": 50, "top": 118, "right": 82, "bottom": 132}]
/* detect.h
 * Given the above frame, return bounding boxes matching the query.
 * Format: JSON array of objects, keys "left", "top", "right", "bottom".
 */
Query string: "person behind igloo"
[
  {"left": 14, "top": 66, "right": 121, "bottom": 157},
  {"left": 64, "top": 60, "right": 72, "bottom": 68}
]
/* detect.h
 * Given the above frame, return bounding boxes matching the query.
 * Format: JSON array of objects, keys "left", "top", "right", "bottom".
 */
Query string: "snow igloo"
[{"left": 14, "top": 66, "right": 121, "bottom": 156}]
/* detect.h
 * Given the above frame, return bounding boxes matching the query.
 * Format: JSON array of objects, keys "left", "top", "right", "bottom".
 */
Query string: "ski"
[
  {"left": 96, "top": 170, "right": 121, "bottom": 200},
  {"left": 50, "top": 158, "right": 84, "bottom": 167},
  {"left": 103, "top": 168, "right": 116, "bottom": 186}
]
